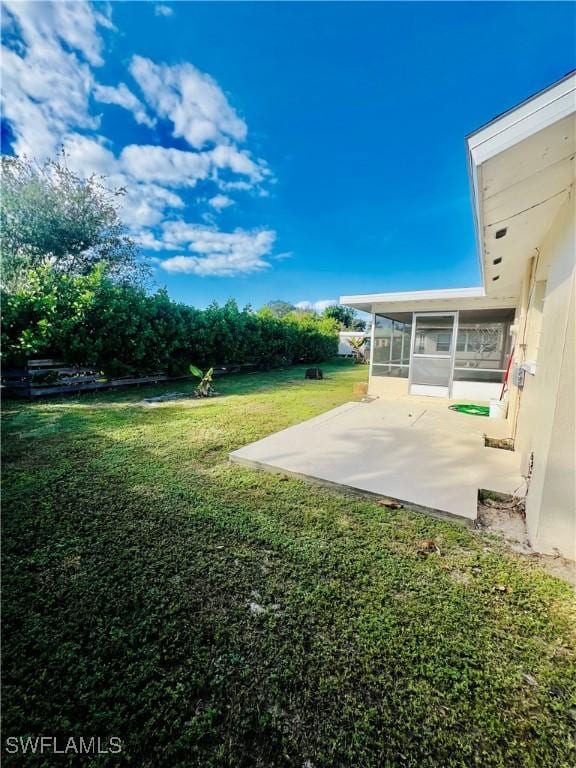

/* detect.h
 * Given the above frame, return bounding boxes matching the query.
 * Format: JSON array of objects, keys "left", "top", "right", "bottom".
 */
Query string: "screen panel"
[
  {"left": 412, "top": 315, "right": 455, "bottom": 357},
  {"left": 410, "top": 356, "right": 452, "bottom": 386}
]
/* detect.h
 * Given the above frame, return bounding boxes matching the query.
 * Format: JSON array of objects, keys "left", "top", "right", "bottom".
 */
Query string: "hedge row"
[{"left": 1, "top": 266, "right": 339, "bottom": 376}]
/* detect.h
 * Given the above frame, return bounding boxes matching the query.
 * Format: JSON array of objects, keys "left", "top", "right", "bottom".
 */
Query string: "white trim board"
[
  {"left": 451, "top": 381, "right": 502, "bottom": 401},
  {"left": 409, "top": 384, "right": 450, "bottom": 397},
  {"left": 467, "top": 72, "right": 576, "bottom": 164}
]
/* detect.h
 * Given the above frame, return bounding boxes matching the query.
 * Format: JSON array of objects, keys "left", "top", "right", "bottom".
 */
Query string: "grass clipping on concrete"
[{"left": 2, "top": 361, "right": 575, "bottom": 767}]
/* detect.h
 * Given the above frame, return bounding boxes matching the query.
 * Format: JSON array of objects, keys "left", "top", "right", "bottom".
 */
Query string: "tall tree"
[
  {"left": 1, "top": 154, "right": 144, "bottom": 290},
  {"left": 262, "top": 299, "right": 297, "bottom": 318},
  {"left": 323, "top": 304, "right": 366, "bottom": 331}
]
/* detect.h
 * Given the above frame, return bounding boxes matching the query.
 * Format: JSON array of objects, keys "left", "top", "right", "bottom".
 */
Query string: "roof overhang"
[
  {"left": 340, "top": 287, "right": 516, "bottom": 315},
  {"left": 467, "top": 71, "right": 576, "bottom": 299}
]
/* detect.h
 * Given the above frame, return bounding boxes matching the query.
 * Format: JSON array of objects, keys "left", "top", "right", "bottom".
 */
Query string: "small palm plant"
[
  {"left": 189, "top": 365, "right": 215, "bottom": 397},
  {"left": 347, "top": 335, "right": 367, "bottom": 364}
]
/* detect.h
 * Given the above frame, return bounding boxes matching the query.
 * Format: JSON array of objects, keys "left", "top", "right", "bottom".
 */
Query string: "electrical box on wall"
[{"left": 512, "top": 365, "right": 526, "bottom": 388}]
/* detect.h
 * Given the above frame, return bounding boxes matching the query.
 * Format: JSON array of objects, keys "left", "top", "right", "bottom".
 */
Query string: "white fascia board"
[
  {"left": 467, "top": 73, "right": 576, "bottom": 164},
  {"left": 467, "top": 72, "right": 576, "bottom": 289},
  {"left": 340, "top": 290, "right": 517, "bottom": 315},
  {"left": 468, "top": 151, "right": 486, "bottom": 288},
  {"left": 340, "top": 287, "right": 485, "bottom": 306}
]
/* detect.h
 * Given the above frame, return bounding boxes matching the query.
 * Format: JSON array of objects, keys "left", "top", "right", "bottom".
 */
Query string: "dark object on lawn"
[
  {"left": 418, "top": 539, "right": 441, "bottom": 556},
  {"left": 377, "top": 497, "right": 403, "bottom": 510},
  {"left": 305, "top": 368, "right": 324, "bottom": 380}
]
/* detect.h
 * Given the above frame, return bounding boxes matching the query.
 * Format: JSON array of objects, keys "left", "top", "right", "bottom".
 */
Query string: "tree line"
[
  {"left": 264, "top": 299, "right": 366, "bottom": 331},
  {"left": 1, "top": 155, "right": 339, "bottom": 375}
]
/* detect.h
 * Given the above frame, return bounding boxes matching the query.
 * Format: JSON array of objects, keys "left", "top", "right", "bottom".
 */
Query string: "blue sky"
[{"left": 2, "top": 1, "right": 575, "bottom": 310}]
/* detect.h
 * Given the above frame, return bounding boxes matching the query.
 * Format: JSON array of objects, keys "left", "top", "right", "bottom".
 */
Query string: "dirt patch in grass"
[{"left": 477, "top": 491, "right": 575, "bottom": 585}]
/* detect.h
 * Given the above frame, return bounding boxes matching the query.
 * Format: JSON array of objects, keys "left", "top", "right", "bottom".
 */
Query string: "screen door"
[{"left": 409, "top": 313, "right": 456, "bottom": 397}]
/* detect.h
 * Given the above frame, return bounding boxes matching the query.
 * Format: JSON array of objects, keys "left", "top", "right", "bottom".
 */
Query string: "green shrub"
[{"left": 1, "top": 265, "right": 338, "bottom": 376}]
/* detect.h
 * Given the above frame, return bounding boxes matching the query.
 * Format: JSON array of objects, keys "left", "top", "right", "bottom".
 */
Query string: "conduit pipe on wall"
[{"left": 510, "top": 253, "right": 538, "bottom": 440}]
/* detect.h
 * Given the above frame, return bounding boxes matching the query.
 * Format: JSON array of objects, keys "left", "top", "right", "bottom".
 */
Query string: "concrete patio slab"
[{"left": 229, "top": 396, "right": 523, "bottom": 521}]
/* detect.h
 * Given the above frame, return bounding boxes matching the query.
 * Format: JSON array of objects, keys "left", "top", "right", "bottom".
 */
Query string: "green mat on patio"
[{"left": 449, "top": 403, "right": 490, "bottom": 417}]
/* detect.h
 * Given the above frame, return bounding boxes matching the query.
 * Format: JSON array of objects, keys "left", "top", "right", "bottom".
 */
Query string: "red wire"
[{"left": 500, "top": 345, "right": 515, "bottom": 401}]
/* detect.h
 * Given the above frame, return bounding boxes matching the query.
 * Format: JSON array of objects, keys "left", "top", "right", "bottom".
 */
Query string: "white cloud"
[
  {"left": 120, "top": 145, "right": 212, "bottom": 187},
  {"left": 94, "top": 82, "right": 155, "bottom": 128},
  {"left": 208, "top": 194, "right": 234, "bottom": 210},
  {"left": 158, "top": 225, "right": 276, "bottom": 276},
  {"left": 210, "top": 144, "right": 267, "bottom": 183},
  {"left": 154, "top": 4, "right": 173, "bottom": 17},
  {"left": 129, "top": 55, "right": 247, "bottom": 149},
  {"left": 118, "top": 144, "right": 266, "bottom": 190},
  {"left": 120, "top": 184, "right": 185, "bottom": 228},
  {"left": 61, "top": 138, "right": 267, "bottom": 235},
  {"left": 1, "top": 0, "right": 279, "bottom": 278},
  {"left": 133, "top": 230, "right": 170, "bottom": 252},
  {"left": 1, "top": 1, "right": 107, "bottom": 157},
  {"left": 60, "top": 135, "right": 186, "bottom": 228},
  {"left": 218, "top": 180, "right": 253, "bottom": 192},
  {"left": 296, "top": 300, "right": 337, "bottom": 313},
  {"left": 56, "top": 134, "right": 192, "bottom": 231},
  {"left": 3, "top": 0, "right": 110, "bottom": 66},
  {"left": 62, "top": 134, "right": 118, "bottom": 176}
]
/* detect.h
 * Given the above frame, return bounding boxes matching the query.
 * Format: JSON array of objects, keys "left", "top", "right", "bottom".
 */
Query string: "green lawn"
[{"left": 2, "top": 361, "right": 575, "bottom": 767}]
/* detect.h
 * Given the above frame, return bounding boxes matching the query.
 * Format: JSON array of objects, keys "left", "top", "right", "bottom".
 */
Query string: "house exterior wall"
[
  {"left": 451, "top": 381, "right": 503, "bottom": 400},
  {"left": 369, "top": 371, "right": 503, "bottom": 400},
  {"left": 513, "top": 195, "right": 576, "bottom": 559},
  {"left": 368, "top": 371, "right": 409, "bottom": 397}
]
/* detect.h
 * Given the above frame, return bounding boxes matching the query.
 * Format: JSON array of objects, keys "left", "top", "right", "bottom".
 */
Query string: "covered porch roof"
[{"left": 340, "top": 287, "right": 516, "bottom": 315}]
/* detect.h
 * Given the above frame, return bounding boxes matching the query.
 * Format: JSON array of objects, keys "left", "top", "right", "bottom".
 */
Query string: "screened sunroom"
[{"left": 370, "top": 307, "right": 514, "bottom": 398}]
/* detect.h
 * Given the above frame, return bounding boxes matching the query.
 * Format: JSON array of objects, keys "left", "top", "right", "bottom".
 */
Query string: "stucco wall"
[
  {"left": 368, "top": 374, "right": 409, "bottom": 397},
  {"left": 514, "top": 195, "right": 576, "bottom": 559},
  {"left": 451, "top": 381, "right": 503, "bottom": 401}
]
